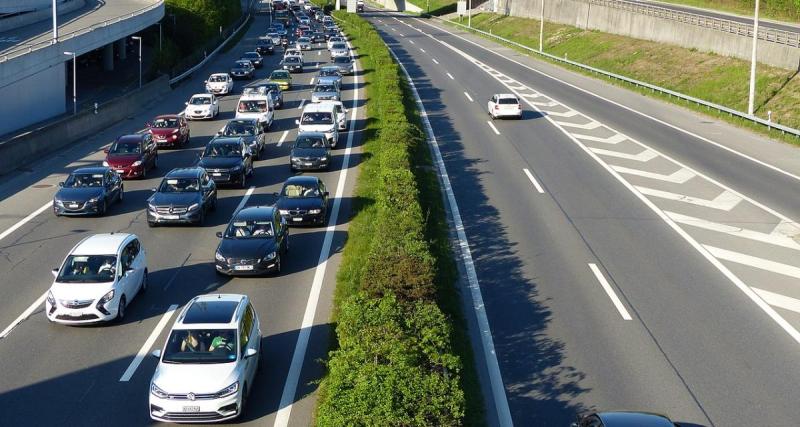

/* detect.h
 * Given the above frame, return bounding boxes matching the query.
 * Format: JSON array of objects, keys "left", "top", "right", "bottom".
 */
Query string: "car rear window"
[
  {"left": 301, "top": 112, "right": 333, "bottom": 124},
  {"left": 498, "top": 98, "right": 519, "bottom": 105}
]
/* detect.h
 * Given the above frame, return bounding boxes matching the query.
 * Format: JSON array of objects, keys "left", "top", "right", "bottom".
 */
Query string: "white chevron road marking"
[
  {"left": 706, "top": 246, "right": 800, "bottom": 279},
  {"left": 556, "top": 120, "right": 602, "bottom": 130},
  {"left": 753, "top": 288, "right": 800, "bottom": 314},
  {"left": 637, "top": 187, "right": 742, "bottom": 211},
  {"left": 667, "top": 212, "right": 800, "bottom": 250},
  {"left": 545, "top": 109, "right": 579, "bottom": 118},
  {"left": 590, "top": 147, "right": 658, "bottom": 162},
  {"left": 572, "top": 133, "right": 628, "bottom": 144},
  {"left": 612, "top": 166, "right": 696, "bottom": 184}
]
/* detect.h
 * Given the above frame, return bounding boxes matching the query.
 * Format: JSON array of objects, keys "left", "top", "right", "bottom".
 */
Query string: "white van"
[
  {"left": 235, "top": 86, "right": 275, "bottom": 130},
  {"left": 297, "top": 102, "right": 340, "bottom": 147}
]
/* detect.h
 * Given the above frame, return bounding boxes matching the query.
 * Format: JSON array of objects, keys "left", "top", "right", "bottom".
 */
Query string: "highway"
[
  {"left": 367, "top": 10, "right": 800, "bottom": 426},
  {"left": 0, "top": 11, "right": 364, "bottom": 427},
  {"left": 629, "top": 0, "right": 800, "bottom": 34}
]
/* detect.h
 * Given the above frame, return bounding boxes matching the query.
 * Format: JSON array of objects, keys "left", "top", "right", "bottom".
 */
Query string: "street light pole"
[
  {"left": 539, "top": 0, "right": 544, "bottom": 52},
  {"left": 52, "top": 0, "right": 58, "bottom": 43},
  {"left": 468, "top": 0, "right": 471, "bottom": 27},
  {"left": 747, "top": 0, "right": 760, "bottom": 116},
  {"left": 64, "top": 51, "right": 76, "bottom": 115},
  {"left": 157, "top": 23, "right": 162, "bottom": 50},
  {"left": 131, "top": 36, "right": 142, "bottom": 89}
]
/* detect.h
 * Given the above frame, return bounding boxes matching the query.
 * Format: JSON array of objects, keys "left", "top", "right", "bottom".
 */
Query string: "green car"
[{"left": 268, "top": 70, "right": 292, "bottom": 91}]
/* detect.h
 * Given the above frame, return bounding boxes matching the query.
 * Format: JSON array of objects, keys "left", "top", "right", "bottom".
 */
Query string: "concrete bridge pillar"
[
  {"left": 103, "top": 43, "right": 114, "bottom": 71},
  {"left": 117, "top": 39, "right": 127, "bottom": 60}
]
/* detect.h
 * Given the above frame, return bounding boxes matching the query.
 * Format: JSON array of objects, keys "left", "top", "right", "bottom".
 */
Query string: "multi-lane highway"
[
  {"left": 0, "top": 11, "right": 363, "bottom": 426},
  {"left": 367, "top": 10, "right": 800, "bottom": 426}
]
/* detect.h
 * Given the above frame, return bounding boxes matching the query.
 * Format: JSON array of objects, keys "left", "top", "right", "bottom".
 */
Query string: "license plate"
[
  {"left": 69, "top": 204, "right": 79, "bottom": 208},
  {"left": 304, "top": 162, "right": 313, "bottom": 166},
  {"left": 234, "top": 265, "right": 254, "bottom": 271},
  {"left": 182, "top": 406, "right": 200, "bottom": 413},
  {"left": 292, "top": 217, "right": 303, "bottom": 222},
  {"left": 116, "top": 170, "right": 125, "bottom": 174},
  {"left": 212, "top": 173, "right": 222, "bottom": 177},
  {"left": 163, "top": 214, "right": 179, "bottom": 220}
]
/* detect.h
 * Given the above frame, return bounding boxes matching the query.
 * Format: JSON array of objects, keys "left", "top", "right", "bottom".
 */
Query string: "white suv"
[
  {"left": 46, "top": 233, "right": 147, "bottom": 324},
  {"left": 149, "top": 294, "right": 261, "bottom": 423},
  {"left": 488, "top": 93, "right": 523, "bottom": 119}
]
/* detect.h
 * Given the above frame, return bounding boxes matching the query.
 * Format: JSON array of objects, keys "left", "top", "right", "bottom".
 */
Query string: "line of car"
[{"left": 45, "top": 3, "right": 353, "bottom": 422}]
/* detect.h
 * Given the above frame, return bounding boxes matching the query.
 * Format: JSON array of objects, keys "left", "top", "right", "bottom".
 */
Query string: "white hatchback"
[
  {"left": 184, "top": 94, "right": 220, "bottom": 120},
  {"left": 46, "top": 233, "right": 147, "bottom": 324},
  {"left": 149, "top": 294, "right": 261, "bottom": 423},
  {"left": 488, "top": 93, "right": 523, "bottom": 119},
  {"left": 205, "top": 73, "right": 234, "bottom": 95}
]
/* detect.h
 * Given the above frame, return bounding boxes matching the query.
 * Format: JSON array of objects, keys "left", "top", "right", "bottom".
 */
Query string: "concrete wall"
[
  {"left": 494, "top": 0, "right": 800, "bottom": 70},
  {"left": 0, "top": 63, "right": 67, "bottom": 137},
  {"left": 0, "top": 0, "right": 86, "bottom": 33},
  {"left": 0, "top": 75, "right": 171, "bottom": 174}
]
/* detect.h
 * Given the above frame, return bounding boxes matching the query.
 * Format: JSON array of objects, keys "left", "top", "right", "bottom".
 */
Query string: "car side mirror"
[
  {"left": 245, "top": 348, "right": 258, "bottom": 358},
  {"left": 184, "top": 101, "right": 189, "bottom": 105},
  {"left": 295, "top": 119, "right": 300, "bottom": 125},
  {"left": 145, "top": 122, "right": 152, "bottom": 128},
  {"left": 216, "top": 231, "right": 223, "bottom": 238},
  {"left": 203, "top": 80, "right": 208, "bottom": 84},
  {"left": 52, "top": 268, "right": 59, "bottom": 277},
  {"left": 58, "top": 182, "right": 64, "bottom": 187},
  {"left": 323, "top": 191, "right": 329, "bottom": 196},
  {"left": 151, "top": 349, "right": 161, "bottom": 359}
]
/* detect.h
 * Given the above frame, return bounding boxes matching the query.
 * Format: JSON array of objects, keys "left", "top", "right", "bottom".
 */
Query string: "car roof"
[
  {"left": 166, "top": 167, "right": 204, "bottom": 178},
  {"left": 495, "top": 93, "right": 518, "bottom": 99},
  {"left": 115, "top": 134, "right": 145, "bottom": 143},
  {"left": 227, "top": 118, "right": 258, "bottom": 126},
  {"left": 72, "top": 233, "right": 133, "bottom": 255},
  {"left": 235, "top": 205, "right": 276, "bottom": 220},
  {"left": 284, "top": 175, "right": 319, "bottom": 185},
  {"left": 71, "top": 166, "right": 111, "bottom": 175},
  {"left": 209, "top": 73, "right": 228, "bottom": 78},
  {"left": 191, "top": 93, "right": 213, "bottom": 98},
  {"left": 596, "top": 411, "right": 675, "bottom": 427},
  {"left": 154, "top": 114, "right": 181, "bottom": 119},
  {"left": 176, "top": 294, "right": 247, "bottom": 327},
  {"left": 210, "top": 136, "right": 243, "bottom": 145}
]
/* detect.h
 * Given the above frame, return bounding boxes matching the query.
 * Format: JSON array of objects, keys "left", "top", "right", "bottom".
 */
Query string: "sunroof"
[{"left": 183, "top": 300, "right": 239, "bottom": 324}]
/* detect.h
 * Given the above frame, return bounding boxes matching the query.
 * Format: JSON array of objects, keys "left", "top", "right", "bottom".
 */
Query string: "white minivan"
[
  {"left": 46, "top": 233, "right": 147, "bottom": 324},
  {"left": 296, "top": 102, "right": 340, "bottom": 147},
  {"left": 235, "top": 86, "right": 275, "bottom": 130}
]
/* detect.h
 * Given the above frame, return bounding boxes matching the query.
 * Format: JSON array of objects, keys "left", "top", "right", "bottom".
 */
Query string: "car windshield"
[
  {"left": 332, "top": 43, "right": 346, "bottom": 49},
  {"left": 265, "top": 84, "right": 280, "bottom": 92},
  {"left": 320, "top": 69, "right": 338, "bottom": 76},
  {"left": 158, "top": 178, "right": 200, "bottom": 193},
  {"left": 152, "top": 118, "right": 179, "bottom": 128},
  {"left": 108, "top": 140, "right": 141, "bottom": 154},
  {"left": 498, "top": 98, "right": 519, "bottom": 104},
  {"left": 223, "top": 121, "right": 256, "bottom": 136},
  {"left": 283, "top": 183, "right": 320, "bottom": 198},
  {"left": 299, "top": 38, "right": 310, "bottom": 42},
  {"left": 271, "top": 72, "right": 289, "bottom": 79},
  {"left": 243, "top": 53, "right": 259, "bottom": 59},
  {"left": 162, "top": 329, "right": 237, "bottom": 363},
  {"left": 235, "top": 61, "right": 250, "bottom": 68},
  {"left": 190, "top": 96, "right": 212, "bottom": 105},
  {"left": 295, "top": 135, "right": 326, "bottom": 148},
  {"left": 208, "top": 75, "right": 227, "bottom": 83},
  {"left": 225, "top": 219, "right": 275, "bottom": 238},
  {"left": 333, "top": 56, "right": 351, "bottom": 64},
  {"left": 285, "top": 57, "right": 301, "bottom": 63},
  {"left": 64, "top": 173, "right": 104, "bottom": 188},
  {"left": 238, "top": 100, "right": 268, "bottom": 113},
  {"left": 204, "top": 143, "right": 242, "bottom": 157},
  {"left": 56, "top": 254, "right": 117, "bottom": 283},
  {"left": 301, "top": 112, "right": 333, "bottom": 124},
  {"left": 315, "top": 85, "right": 336, "bottom": 92}
]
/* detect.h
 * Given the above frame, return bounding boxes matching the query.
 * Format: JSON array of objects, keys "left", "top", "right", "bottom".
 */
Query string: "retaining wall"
[
  {"left": 494, "top": 0, "right": 800, "bottom": 70},
  {"left": 0, "top": 75, "right": 171, "bottom": 174}
]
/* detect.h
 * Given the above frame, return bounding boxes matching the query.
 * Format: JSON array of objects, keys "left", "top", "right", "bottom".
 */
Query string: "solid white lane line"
[
  {"left": 486, "top": 121, "right": 500, "bottom": 135},
  {"left": 297, "top": 99, "right": 306, "bottom": 110},
  {"left": 274, "top": 39, "right": 361, "bottom": 427},
  {"left": 523, "top": 168, "right": 545, "bottom": 193},
  {"left": 415, "top": 17, "right": 800, "bottom": 185},
  {"left": 753, "top": 288, "right": 800, "bottom": 314},
  {"left": 0, "top": 291, "right": 47, "bottom": 339},
  {"left": 235, "top": 186, "right": 255, "bottom": 213},
  {"left": 446, "top": 72, "right": 454, "bottom": 79},
  {"left": 119, "top": 304, "right": 179, "bottom": 382},
  {"left": 463, "top": 92, "right": 473, "bottom": 102},
  {"left": 0, "top": 201, "right": 52, "bottom": 243},
  {"left": 387, "top": 45, "right": 513, "bottom": 427},
  {"left": 277, "top": 130, "right": 289, "bottom": 147},
  {"left": 706, "top": 246, "right": 800, "bottom": 279},
  {"left": 432, "top": 58, "right": 439, "bottom": 64},
  {"left": 588, "top": 263, "right": 633, "bottom": 320}
]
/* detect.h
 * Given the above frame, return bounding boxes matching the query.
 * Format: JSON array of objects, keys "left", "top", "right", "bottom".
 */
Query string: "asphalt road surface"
[
  {"left": 366, "top": 10, "right": 800, "bottom": 427},
  {"left": 0, "top": 12, "right": 365, "bottom": 427}
]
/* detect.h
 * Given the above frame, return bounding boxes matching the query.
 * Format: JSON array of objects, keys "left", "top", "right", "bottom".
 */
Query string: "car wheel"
[
  {"left": 197, "top": 209, "right": 205, "bottom": 226},
  {"left": 210, "top": 196, "right": 218, "bottom": 212},
  {"left": 284, "top": 236, "right": 290, "bottom": 253},
  {"left": 274, "top": 254, "right": 281, "bottom": 275},
  {"left": 147, "top": 221, "right": 157, "bottom": 228},
  {"left": 153, "top": 155, "right": 158, "bottom": 169},
  {"left": 140, "top": 270, "right": 148, "bottom": 293},
  {"left": 241, "top": 385, "right": 249, "bottom": 415},
  {"left": 118, "top": 185, "right": 124, "bottom": 202},
  {"left": 240, "top": 171, "right": 247, "bottom": 189},
  {"left": 141, "top": 165, "right": 147, "bottom": 179},
  {"left": 116, "top": 296, "right": 126, "bottom": 321},
  {"left": 98, "top": 199, "right": 107, "bottom": 216}
]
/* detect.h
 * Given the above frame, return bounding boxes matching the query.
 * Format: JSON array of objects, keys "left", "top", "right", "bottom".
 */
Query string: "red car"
[
  {"left": 147, "top": 115, "right": 190, "bottom": 148},
  {"left": 103, "top": 133, "right": 158, "bottom": 179}
]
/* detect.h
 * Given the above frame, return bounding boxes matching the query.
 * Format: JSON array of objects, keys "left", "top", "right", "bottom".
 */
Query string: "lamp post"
[
  {"left": 468, "top": 0, "right": 471, "bottom": 27},
  {"left": 64, "top": 51, "right": 77, "bottom": 115},
  {"left": 539, "top": 0, "right": 545, "bottom": 52},
  {"left": 747, "top": 0, "right": 760, "bottom": 116},
  {"left": 131, "top": 36, "right": 142, "bottom": 89},
  {"left": 52, "top": 0, "right": 58, "bottom": 43},
  {"left": 157, "top": 23, "right": 162, "bottom": 50}
]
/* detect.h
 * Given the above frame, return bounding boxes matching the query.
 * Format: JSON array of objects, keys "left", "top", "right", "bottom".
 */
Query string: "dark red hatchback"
[
  {"left": 147, "top": 115, "right": 190, "bottom": 148},
  {"left": 103, "top": 134, "right": 158, "bottom": 179}
]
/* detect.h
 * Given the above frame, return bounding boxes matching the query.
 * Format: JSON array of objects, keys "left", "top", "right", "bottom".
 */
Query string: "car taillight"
[{"left": 495, "top": 105, "right": 500, "bottom": 110}]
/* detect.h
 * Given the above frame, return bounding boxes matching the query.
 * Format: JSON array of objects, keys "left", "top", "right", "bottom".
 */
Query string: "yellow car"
[{"left": 268, "top": 70, "right": 292, "bottom": 90}]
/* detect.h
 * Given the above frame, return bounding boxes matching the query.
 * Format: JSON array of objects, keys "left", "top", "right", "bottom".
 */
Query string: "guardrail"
[
  {"left": 588, "top": 0, "right": 800, "bottom": 47},
  {"left": 0, "top": 1, "right": 164, "bottom": 63},
  {"left": 433, "top": 16, "right": 800, "bottom": 139}
]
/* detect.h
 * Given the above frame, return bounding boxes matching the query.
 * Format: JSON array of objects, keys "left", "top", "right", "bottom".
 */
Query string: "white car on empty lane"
[{"left": 488, "top": 93, "right": 523, "bottom": 119}]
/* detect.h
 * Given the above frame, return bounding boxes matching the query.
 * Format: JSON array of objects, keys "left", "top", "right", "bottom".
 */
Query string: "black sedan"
[
  {"left": 146, "top": 167, "right": 217, "bottom": 227},
  {"left": 289, "top": 132, "right": 330, "bottom": 171},
  {"left": 53, "top": 167, "right": 123, "bottom": 216},
  {"left": 197, "top": 137, "right": 254, "bottom": 188},
  {"left": 230, "top": 60, "right": 255, "bottom": 79},
  {"left": 281, "top": 56, "right": 303, "bottom": 73},
  {"left": 256, "top": 38, "right": 275, "bottom": 55},
  {"left": 215, "top": 206, "right": 289, "bottom": 276},
  {"left": 241, "top": 51, "right": 264, "bottom": 68},
  {"left": 275, "top": 176, "right": 329, "bottom": 226},
  {"left": 572, "top": 411, "right": 679, "bottom": 427},
  {"left": 217, "top": 118, "right": 267, "bottom": 160}
]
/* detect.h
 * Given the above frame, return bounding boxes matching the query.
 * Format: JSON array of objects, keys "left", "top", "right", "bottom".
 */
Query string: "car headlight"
[
  {"left": 188, "top": 203, "right": 200, "bottom": 211},
  {"left": 320, "top": 156, "right": 328, "bottom": 161},
  {"left": 98, "top": 290, "right": 115, "bottom": 305},
  {"left": 131, "top": 160, "right": 143, "bottom": 167},
  {"left": 172, "top": 134, "right": 178, "bottom": 140},
  {"left": 147, "top": 202, "right": 157, "bottom": 211},
  {"left": 309, "top": 209, "right": 321, "bottom": 214},
  {"left": 102, "top": 160, "right": 109, "bottom": 167},
  {"left": 230, "top": 165, "right": 242, "bottom": 172},
  {"left": 151, "top": 383, "right": 169, "bottom": 399},
  {"left": 87, "top": 196, "right": 100, "bottom": 204},
  {"left": 264, "top": 251, "right": 277, "bottom": 260},
  {"left": 215, "top": 251, "right": 226, "bottom": 262},
  {"left": 279, "top": 209, "right": 289, "bottom": 215},
  {"left": 54, "top": 199, "right": 64, "bottom": 207},
  {"left": 46, "top": 291, "right": 56, "bottom": 306},
  {"left": 215, "top": 381, "right": 239, "bottom": 398}
]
